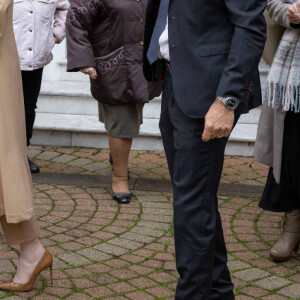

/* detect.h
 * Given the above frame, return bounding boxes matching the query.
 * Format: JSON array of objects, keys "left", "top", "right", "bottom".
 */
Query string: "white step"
[
  {"left": 57, "top": 58, "right": 89, "bottom": 82},
  {"left": 32, "top": 112, "right": 258, "bottom": 156},
  {"left": 39, "top": 80, "right": 262, "bottom": 123},
  {"left": 32, "top": 113, "right": 163, "bottom": 151},
  {"left": 39, "top": 80, "right": 162, "bottom": 119}
]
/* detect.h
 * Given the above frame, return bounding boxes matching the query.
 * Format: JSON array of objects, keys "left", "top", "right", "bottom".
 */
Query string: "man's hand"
[
  {"left": 287, "top": 1, "right": 300, "bottom": 24},
  {"left": 80, "top": 67, "right": 99, "bottom": 80},
  {"left": 202, "top": 99, "right": 235, "bottom": 142}
]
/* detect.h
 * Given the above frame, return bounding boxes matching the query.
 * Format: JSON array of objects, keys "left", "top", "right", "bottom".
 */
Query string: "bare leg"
[
  {"left": 13, "top": 239, "right": 45, "bottom": 284},
  {"left": 108, "top": 136, "right": 132, "bottom": 194}
]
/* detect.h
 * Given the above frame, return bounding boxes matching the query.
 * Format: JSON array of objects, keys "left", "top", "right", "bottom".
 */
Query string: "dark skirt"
[
  {"left": 259, "top": 111, "right": 300, "bottom": 212},
  {"left": 98, "top": 103, "right": 144, "bottom": 138}
]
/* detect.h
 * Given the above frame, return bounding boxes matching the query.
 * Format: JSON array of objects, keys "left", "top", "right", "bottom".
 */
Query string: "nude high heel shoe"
[
  {"left": 0, "top": 250, "right": 53, "bottom": 292},
  {"left": 270, "top": 209, "right": 300, "bottom": 261}
]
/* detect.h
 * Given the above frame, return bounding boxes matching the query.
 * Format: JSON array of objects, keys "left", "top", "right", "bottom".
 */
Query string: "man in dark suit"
[{"left": 143, "top": 0, "right": 267, "bottom": 299}]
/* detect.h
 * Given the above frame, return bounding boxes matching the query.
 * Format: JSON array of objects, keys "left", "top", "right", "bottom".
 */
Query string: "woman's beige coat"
[
  {"left": 255, "top": 0, "right": 297, "bottom": 183},
  {"left": 0, "top": 0, "right": 34, "bottom": 223}
]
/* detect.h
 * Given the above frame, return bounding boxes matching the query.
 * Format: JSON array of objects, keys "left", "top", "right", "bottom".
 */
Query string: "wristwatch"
[{"left": 217, "top": 96, "right": 240, "bottom": 110}]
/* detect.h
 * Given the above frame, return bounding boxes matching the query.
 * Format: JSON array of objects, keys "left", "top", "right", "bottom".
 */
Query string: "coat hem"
[
  {"left": 19, "top": 57, "right": 53, "bottom": 71},
  {"left": 4, "top": 208, "right": 34, "bottom": 224},
  {"left": 259, "top": 202, "right": 300, "bottom": 213}
]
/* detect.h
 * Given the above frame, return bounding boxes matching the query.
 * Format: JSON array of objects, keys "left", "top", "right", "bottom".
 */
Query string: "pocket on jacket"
[
  {"left": 37, "top": 0, "right": 57, "bottom": 22},
  {"left": 91, "top": 47, "right": 129, "bottom": 104},
  {"left": 198, "top": 40, "right": 231, "bottom": 57},
  {"left": 41, "top": 33, "right": 55, "bottom": 55},
  {"left": 48, "top": 34, "right": 55, "bottom": 51},
  {"left": 13, "top": 0, "right": 25, "bottom": 23}
]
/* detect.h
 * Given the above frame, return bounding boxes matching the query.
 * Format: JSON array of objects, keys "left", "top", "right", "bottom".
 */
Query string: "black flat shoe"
[
  {"left": 111, "top": 188, "right": 132, "bottom": 204},
  {"left": 28, "top": 158, "right": 40, "bottom": 174}
]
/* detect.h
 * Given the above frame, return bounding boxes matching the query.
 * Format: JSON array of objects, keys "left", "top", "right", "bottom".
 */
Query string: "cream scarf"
[{"left": 264, "top": 0, "right": 300, "bottom": 112}]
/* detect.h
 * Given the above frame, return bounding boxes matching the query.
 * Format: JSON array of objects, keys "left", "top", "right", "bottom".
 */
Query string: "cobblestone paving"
[
  {"left": 0, "top": 147, "right": 298, "bottom": 299},
  {"left": 28, "top": 146, "right": 269, "bottom": 186}
]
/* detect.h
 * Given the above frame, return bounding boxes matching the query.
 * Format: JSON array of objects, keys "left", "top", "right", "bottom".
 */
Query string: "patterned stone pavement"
[
  {"left": 27, "top": 146, "right": 269, "bottom": 186},
  {"left": 0, "top": 146, "right": 299, "bottom": 300}
]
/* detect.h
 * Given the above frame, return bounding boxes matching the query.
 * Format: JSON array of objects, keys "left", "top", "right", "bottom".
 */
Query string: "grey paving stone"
[
  {"left": 68, "top": 158, "right": 93, "bottom": 167},
  {"left": 0, "top": 260, "right": 15, "bottom": 273},
  {"left": 84, "top": 162, "right": 109, "bottom": 172},
  {"left": 234, "top": 268, "right": 270, "bottom": 282},
  {"left": 278, "top": 284, "right": 300, "bottom": 298},
  {"left": 131, "top": 226, "right": 165, "bottom": 237},
  {"left": 76, "top": 248, "right": 112, "bottom": 261},
  {"left": 137, "top": 195, "right": 170, "bottom": 202},
  {"left": 228, "top": 261, "right": 251, "bottom": 271},
  {"left": 33, "top": 295, "right": 60, "bottom": 300},
  {"left": 36, "top": 151, "right": 61, "bottom": 160},
  {"left": 52, "top": 155, "right": 77, "bottom": 163},
  {"left": 141, "top": 214, "right": 173, "bottom": 223},
  {"left": 94, "top": 244, "right": 129, "bottom": 256},
  {"left": 65, "top": 293, "right": 93, "bottom": 300},
  {"left": 227, "top": 254, "right": 236, "bottom": 261},
  {"left": 53, "top": 257, "right": 71, "bottom": 269},
  {"left": 108, "top": 238, "right": 143, "bottom": 250},
  {"left": 138, "top": 220, "right": 170, "bottom": 231},
  {"left": 121, "top": 232, "right": 155, "bottom": 244},
  {"left": 141, "top": 202, "right": 172, "bottom": 209},
  {"left": 44, "top": 287, "right": 72, "bottom": 298},
  {"left": 143, "top": 208, "right": 173, "bottom": 216},
  {"left": 28, "top": 148, "right": 42, "bottom": 158},
  {"left": 58, "top": 253, "right": 90, "bottom": 267},
  {"left": 254, "top": 276, "right": 291, "bottom": 290}
]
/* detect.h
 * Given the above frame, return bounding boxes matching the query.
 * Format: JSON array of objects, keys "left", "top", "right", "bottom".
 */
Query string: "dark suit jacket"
[{"left": 143, "top": 0, "right": 267, "bottom": 118}]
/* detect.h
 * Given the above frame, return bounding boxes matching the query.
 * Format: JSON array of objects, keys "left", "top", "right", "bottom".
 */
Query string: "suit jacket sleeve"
[
  {"left": 215, "top": 0, "right": 267, "bottom": 104},
  {"left": 66, "top": 0, "right": 101, "bottom": 72},
  {"left": 0, "top": 0, "right": 11, "bottom": 39}
]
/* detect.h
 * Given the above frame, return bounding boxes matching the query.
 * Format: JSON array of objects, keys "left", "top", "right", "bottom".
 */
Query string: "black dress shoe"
[
  {"left": 28, "top": 158, "right": 40, "bottom": 174},
  {"left": 111, "top": 188, "right": 132, "bottom": 204}
]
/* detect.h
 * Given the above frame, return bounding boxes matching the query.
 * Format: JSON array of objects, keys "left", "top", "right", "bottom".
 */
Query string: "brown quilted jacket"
[{"left": 66, "top": 0, "right": 161, "bottom": 105}]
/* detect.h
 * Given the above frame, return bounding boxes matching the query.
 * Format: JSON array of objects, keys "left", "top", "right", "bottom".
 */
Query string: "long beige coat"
[
  {"left": 0, "top": 0, "right": 34, "bottom": 223},
  {"left": 255, "top": 0, "right": 296, "bottom": 183}
]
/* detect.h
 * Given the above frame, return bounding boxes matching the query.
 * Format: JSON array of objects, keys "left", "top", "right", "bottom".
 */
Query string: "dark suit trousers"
[
  {"left": 21, "top": 68, "right": 44, "bottom": 146},
  {"left": 160, "top": 72, "right": 236, "bottom": 300}
]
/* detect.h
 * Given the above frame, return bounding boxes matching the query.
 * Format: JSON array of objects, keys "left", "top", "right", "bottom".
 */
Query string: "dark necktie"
[{"left": 147, "top": 0, "right": 170, "bottom": 65}]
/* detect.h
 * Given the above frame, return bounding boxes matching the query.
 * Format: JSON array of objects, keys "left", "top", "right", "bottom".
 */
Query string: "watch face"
[{"left": 225, "top": 97, "right": 239, "bottom": 110}]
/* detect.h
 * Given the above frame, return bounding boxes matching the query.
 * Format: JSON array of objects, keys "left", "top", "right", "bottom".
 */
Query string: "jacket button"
[
  {"left": 29, "top": 48, "right": 32, "bottom": 51},
  {"left": 140, "top": 41, "right": 144, "bottom": 46},
  {"left": 136, "top": 0, "right": 141, "bottom": 2},
  {"left": 139, "top": 18, "right": 144, "bottom": 23}
]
